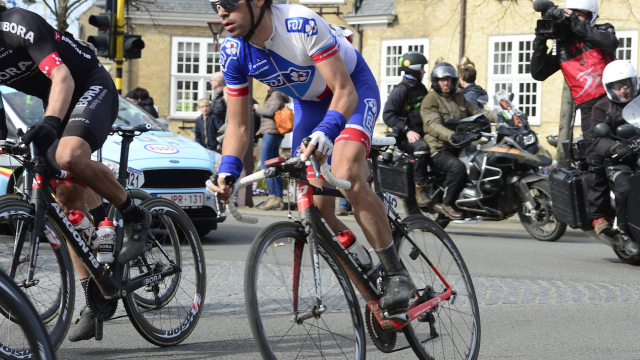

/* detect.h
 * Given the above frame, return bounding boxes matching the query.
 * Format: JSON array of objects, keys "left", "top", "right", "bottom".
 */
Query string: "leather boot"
[
  {"left": 616, "top": 232, "right": 640, "bottom": 256},
  {"left": 415, "top": 183, "right": 430, "bottom": 208},
  {"left": 261, "top": 196, "right": 281, "bottom": 211},
  {"left": 442, "top": 203, "right": 463, "bottom": 220}
]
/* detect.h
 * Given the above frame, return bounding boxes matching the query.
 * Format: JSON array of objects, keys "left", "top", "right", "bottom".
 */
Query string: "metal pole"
[
  {"left": 459, "top": 0, "right": 466, "bottom": 63},
  {"left": 115, "top": 0, "right": 125, "bottom": 94}
]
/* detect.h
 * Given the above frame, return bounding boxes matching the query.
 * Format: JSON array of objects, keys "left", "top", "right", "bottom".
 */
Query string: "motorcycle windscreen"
[
  {"left": 622, "top": 96, "right": 640, "bottom": 127},
  {"left": 626, "top": 173, "right": 640, "bottom": 241}
]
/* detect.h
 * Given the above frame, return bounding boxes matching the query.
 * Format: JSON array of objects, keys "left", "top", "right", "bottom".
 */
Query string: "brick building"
[{"left": 79, "top": 0, "right": 640, "bottom": 154}]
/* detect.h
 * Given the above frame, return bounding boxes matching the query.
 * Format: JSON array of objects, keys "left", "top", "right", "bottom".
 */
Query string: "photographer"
[
  {"left": 530, "top": 0, "right": 619, "bottom": 235},
  {"left": 382, "top": 51, "right": 430, "bottom": 207}
]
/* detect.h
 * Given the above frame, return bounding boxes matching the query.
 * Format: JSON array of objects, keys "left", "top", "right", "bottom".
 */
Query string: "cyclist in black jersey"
[{"left": 0, "top": 5, "right": 151, "bottom": 341}]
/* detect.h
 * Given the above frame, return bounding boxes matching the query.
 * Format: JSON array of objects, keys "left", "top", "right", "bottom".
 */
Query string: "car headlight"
[{"left": 207, "top": 150, "right": 221, "bottom": 174}]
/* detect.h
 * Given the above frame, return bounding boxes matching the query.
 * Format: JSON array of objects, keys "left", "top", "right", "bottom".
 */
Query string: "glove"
[
  {"left": 308, "top": 131, "right": 333, "bottom": 156},
  {"left": 23, "top": 116, "right": 60, "bottom": 153},
  {"left": 449, "top": 132, "right": 466, "bottom": 145},
  {"left": 610, "top": 143, "right": 632, "bottom": 157}
]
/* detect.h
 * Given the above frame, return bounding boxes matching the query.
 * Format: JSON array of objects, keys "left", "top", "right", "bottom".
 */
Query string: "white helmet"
[
  {"left": 564, "top": 0, "right": 599, "bottom": 27},
  {"left": 602, "top": 60, "right": 639, "bottom": 103}
]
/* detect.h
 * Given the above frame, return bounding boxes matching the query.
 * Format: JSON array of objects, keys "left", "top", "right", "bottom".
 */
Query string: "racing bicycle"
[
  {"left": 229, "top": 137, "right": 481, "bottom": 359},
  {"left": 0, "top": 124, "right": 206, "bottom": 358}
]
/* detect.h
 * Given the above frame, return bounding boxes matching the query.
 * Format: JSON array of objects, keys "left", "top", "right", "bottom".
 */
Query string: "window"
[
  {"left": 488, "top": 35, "right": 542, "bottom": 125},
  {"left": 379, "top": 38, "right": 429, "bottom": 117},
  {"left": 171, "top": 36, "right": 221, "bottom": 118},
  {"left": 616, "top": 30, "right": 638, "bottom": 64}
]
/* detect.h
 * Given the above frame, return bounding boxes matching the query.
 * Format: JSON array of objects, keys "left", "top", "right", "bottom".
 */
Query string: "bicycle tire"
[
  {"left": 122, "top": 198, "right": 206, "bottom": 346},
  {"left": 0, "top": 271, "right": 57, "bottom": 360},
  {"left": 245, "top": 222, "right": 366, "bottom": 360},
  {"left": 396, "top": 215, "right": 481, "bottom": 360},
  {"left": 0, "top": 201, "right": 74, "bottom": 355}
]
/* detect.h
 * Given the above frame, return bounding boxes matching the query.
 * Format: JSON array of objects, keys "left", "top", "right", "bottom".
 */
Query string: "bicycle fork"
[{"left": 291, "top": 217, "right": 326, "bottom": 324}]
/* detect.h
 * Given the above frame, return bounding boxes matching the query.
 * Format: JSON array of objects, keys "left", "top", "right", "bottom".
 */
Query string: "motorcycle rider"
[
  {"left": 421, "top": 62, "right": 496, "bottom": 219},
  {"left": 382, "top": 51, "right": 430, "bottom": 207},
  {"left": 530, "top": 0, "right": 618, "bottom": 235},
  {"left": 591, "top": 60, "right": 640, "bottom": 256}
]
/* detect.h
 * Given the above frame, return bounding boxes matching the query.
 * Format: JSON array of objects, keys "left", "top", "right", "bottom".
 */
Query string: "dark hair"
[
  {"left": 134, "top": 87, "right": 150, "bottom": 101},
  {"left": 0, "top": 1, "right": 7, "bottom": 11},
  {"left": 460, "top": 66, "right": 477, "bottom": 83}
]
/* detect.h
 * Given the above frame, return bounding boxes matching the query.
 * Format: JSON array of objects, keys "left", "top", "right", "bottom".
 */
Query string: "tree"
[
  {"left": 556, "top": 81, "right": 575, "bottom": 168},
  {"left": 40, "top": 0, "right": 92, "bottom": 32}
]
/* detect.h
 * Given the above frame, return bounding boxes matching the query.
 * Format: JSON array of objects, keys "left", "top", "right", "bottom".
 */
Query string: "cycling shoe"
[
  {"left": 379, "top": 275, "right": 416, "bottom": 311},
  {"left": 68, "top": 306, "right": 96, "bottom": 342},
  {"left": 119, "top": 208, "right": 151, "bottom": 264}
]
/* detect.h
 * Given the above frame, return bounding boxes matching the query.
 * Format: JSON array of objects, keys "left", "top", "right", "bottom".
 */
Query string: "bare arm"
[
  {"left": 316, "top": 54, "right": 358, "bottom": 121},
  {"left": 221, "top": 95, "right": 250, "bottom": 160},
  {"left": 45, "top": 65, "right": 75, "bottom": 119}
]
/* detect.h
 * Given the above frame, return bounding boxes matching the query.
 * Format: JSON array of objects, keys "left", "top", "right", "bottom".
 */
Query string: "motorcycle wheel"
[
  {"left": 613, "top": 250, "right": 640, "bottom": 265},
  {"left": 518, "top": 180, "right": 567, "bottom": 242}
]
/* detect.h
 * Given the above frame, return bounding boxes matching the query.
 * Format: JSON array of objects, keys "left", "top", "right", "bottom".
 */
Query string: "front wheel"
[
  {"left": 396, "top": 215, "right": 481, "bottom": 360},
  {"left": 245, "top": 222, "right": 366, "bottom": 359},
  {"left": 518, "top": 181, "right": 567, "bottom": 242},
  {"left": 613, "top": 249, "right": 640, "bottom": 265}
]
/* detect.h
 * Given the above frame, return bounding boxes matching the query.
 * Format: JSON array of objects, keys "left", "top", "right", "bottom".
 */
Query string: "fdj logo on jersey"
[
  {"left": 286, "top": 17, "right": 318, "bottom": 37},
  {"left": 219, "top": 38, "right": 241, "bottom": 71},
  {"left": 263, "top": 67, "right": 311, "bottom": 88},
  {"left": 363, "top": 98, "right": 378, "bottom": 134}
]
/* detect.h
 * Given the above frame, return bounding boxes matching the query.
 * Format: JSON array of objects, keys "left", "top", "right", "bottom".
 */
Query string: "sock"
[
  {"left": 80, "top": 276, "right": 91, "bottom": 304},
  {"left": 375, "top": 241, "right": 405, "bottom": 278},
  {"left": 116, "top": 195, "right": 145, "bottom": 223},
  {"left": 89, "top": 205, "right": 107, "bottom": 228}
]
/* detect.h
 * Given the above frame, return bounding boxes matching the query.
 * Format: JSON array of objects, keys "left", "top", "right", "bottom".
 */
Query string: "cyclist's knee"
[{"left": 56, "top": 137, "right": 91, "bottom": 173}]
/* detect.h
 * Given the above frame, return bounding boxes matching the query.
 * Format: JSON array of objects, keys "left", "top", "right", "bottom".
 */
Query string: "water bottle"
[
  {"left": 68, "top": 210, "right": 97, "bottom": 249},
  {"left": 336, "top": 230, "right": 372, "bottom": 271},
  {"left": 95, "top": 218, "right": 116, "bottom": 264}
]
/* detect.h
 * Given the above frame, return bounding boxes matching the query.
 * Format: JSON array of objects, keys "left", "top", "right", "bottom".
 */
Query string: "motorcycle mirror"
[
  {"left": 622, "top": 96, "right": 640, "bottom": 125},
  {"left": 616, "top": 124, "right": 639, "bottom": 139},
  {"left": 508, "top": 93, "right": 515, "bottom": 102},
  {"left": 594, "top": 123, "right": 612, "bottom": 138}
]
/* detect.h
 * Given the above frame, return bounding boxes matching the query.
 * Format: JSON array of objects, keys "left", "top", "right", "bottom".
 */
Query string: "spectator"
[
  {"left": 124, "top": 90, "right": 139, "bottom": 104},
  {"left": 458, "top": 66, "right": 488, "bottom": 108},
  {"left": 194, "top": 98, "right": 224, "bottom": 151},
  {"left": 255, "top": 86, "right": 290, "bottom": 211},
  {"left": 134, "top": 87, "right": 159, "bottom": 118},
  {"left": 210, "top": 72, "right": 227, "bottom": 121}
]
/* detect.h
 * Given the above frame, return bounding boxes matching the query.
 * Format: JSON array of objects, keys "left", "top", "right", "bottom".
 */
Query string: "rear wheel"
[
  {"left": 518, "top": 180, "right": 567, "bottom": 242},
  {"left": 396, "top": 215, "right": 481, "bottom": 360}
]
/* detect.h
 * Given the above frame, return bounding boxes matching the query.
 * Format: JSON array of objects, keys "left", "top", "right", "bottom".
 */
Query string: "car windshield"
[{"left": 0, "top": 86, "right": 169, "bottom": 131}]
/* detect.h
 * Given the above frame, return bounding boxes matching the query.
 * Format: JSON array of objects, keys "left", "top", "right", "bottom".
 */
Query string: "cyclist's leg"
[{"left": 292, "top": 98, "right": 349, "bottom": 233}]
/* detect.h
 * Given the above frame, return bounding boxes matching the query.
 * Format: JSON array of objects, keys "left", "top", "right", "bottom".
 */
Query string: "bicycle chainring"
[
  {"left": 365, "top": 304, "right": 396, "bottom": 353},
  {"left": 87, "top": 277, "right": 118, "bottom": 321}
]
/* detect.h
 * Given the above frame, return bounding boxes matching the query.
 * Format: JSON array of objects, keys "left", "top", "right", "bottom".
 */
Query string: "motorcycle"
[
  {"left": 379, "top": 90, "right": 567, "bottom": 241},
  {"left": 549, "top": 95, "right": 640, "bottom": 264}
]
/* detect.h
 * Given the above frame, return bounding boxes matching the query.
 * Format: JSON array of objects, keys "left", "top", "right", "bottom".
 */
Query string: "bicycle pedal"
[{"left": 382, "top": 310, "right": 409, "bottom": 324}]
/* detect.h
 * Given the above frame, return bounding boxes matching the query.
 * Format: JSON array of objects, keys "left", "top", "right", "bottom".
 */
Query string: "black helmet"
[
  {"left": 431, "top": 62, "right": 458, "bottom": 94},
  {"left": 399, "top": 51, "right": 428, "bottom": 77}
]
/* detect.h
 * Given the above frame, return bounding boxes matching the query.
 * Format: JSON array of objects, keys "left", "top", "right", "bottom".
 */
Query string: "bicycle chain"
[
  {"left": 365, "top": 304, "right": 396, "bottom": 353},
  {"left": 87, "top": 277, "right": 118, "bottom": 321}
]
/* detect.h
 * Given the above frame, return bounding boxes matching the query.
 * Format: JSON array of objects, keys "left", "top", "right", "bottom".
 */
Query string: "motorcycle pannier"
[
  {"left": 378, "top": 159, "right": 413, "bottom": 198},
  {"left": 548, "top": 168, "right": 591, "bottom": 230}
]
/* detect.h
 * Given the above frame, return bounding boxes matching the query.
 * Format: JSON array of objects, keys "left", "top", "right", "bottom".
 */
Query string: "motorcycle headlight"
[{"left": 524, "top": 133, "right": 537, "bottom": 146}]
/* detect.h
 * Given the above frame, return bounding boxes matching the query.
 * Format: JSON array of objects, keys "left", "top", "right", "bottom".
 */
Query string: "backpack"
[{"left": 274, "top": 106, "right": 294, "bottom": 134}]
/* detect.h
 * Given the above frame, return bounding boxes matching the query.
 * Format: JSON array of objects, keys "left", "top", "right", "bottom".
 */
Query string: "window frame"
[
  {"left": 615, "top": 30, "right": 638, "bottom": 65},
  {"left": 170, "top": 36, "right": 221, "bottom": 118},
  {"left": 379, "top": 38, "right": 430, "bottom": 119},
  {"left": 487, "top": 34, "right": 542, "bottom": 125}
]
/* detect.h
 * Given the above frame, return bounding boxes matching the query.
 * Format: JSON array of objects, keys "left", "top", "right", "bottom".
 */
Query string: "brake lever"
[{"left": 302, "top": 136, "right": 321, "bottom": 180}]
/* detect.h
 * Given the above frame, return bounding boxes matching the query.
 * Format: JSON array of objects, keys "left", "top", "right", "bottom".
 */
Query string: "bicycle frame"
[{"left": 292, "top": 147, "right": 454, "bottom": 332}]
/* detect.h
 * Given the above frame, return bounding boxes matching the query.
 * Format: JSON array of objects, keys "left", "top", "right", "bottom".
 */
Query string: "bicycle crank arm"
[
  {"left": 382, "top": 310, "right": 410, "bottom": 324},
  {"left": 291, "top": 305, "right": 326, "bottom": 324}
]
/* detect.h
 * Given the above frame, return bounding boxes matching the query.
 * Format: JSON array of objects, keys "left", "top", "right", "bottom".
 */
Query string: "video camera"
[{"left": 533, "top": 0, "right": 567, "bottom": 40}]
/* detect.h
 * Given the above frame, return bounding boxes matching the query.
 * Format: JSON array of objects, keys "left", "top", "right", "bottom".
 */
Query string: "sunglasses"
[
  {"left": 211, "top": 0, "right": 241, "bottom": 12},
  {"left": 611, "top": 80, "right": 633, "bottom": 91}
]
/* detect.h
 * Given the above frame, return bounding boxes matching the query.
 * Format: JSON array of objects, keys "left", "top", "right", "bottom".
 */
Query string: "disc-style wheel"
[
  {"left": 245, "top": 222, "right": 366, "bottom": 359},
  {"left": 396, "top": 215, "right": 481, "bottom": 360},
  {"left": 122, "top": 198, "right": 206, "bottom": 346},
  {"left": 0, "top": 201, "right": 74, "bottom": 355}
]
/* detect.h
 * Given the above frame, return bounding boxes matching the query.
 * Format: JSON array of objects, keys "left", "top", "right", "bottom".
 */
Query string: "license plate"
[{"left": 154, "top": 193, "right": 205, "bottom": 207}]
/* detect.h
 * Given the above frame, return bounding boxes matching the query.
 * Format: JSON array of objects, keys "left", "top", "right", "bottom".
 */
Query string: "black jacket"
[
  {"left": 139, "top": 97, "right": 159, "bottom": 118},
  {"left": 461, "top": 83, "right": 488, "bottom": 108},
  {"left": 592, "top": 96, "right": 636, "bottom": 165},
  {"left": 195, "top": 113, "right": 224, "bottom": 150},
  {"left": 211, "top": 90, "right": 227, "bottom": 121},
  {"left": 530, "top": 14, "right": 617, "bottom": 107},
  {"left": 382, "top": 76, "right": 428, "bottom": 136}
]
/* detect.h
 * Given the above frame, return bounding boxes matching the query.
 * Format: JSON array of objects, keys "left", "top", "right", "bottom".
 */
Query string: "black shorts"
[{"left": 59, "top": 64, "right": 118, "bottom": 152}]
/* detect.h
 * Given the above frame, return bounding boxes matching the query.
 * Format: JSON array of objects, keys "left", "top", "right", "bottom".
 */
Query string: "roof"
[
  {"left": 353, "top": 0, "right": 394, "bottom": 15},
  {"left": 140, "top": 0, "right": 289, "bottom": 13}
]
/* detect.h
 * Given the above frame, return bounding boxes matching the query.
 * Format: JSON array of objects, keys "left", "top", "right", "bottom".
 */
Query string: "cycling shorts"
[
  {"left": 291, "top": 50, "right": 380, "bottom": 164},
  {"left": 59, "top": 64, "right": 118, "bottom": 152}
]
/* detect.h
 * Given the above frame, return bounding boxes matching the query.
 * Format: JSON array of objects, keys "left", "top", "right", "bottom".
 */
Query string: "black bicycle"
[
  {"left": 0, "top": 270, "right": 56, "bottom": 360},
  {"left": 0, "top": 124, "right": 206, "bottom": 357},
  {"left": 233, "top": 137, "right": 481, "bottom": 359}
]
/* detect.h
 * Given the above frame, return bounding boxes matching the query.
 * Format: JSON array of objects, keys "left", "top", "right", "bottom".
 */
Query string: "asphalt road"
[{"left": 57, "top": 208, "right": 640, "bottom": 360}]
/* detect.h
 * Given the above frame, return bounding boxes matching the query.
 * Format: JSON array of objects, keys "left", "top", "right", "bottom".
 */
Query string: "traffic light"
[
  {"left": 88, "top": 12, "right": 115, "bottom": 58},
  {"left": 123, "top": 35, "right": 145, "bottom": 59}
]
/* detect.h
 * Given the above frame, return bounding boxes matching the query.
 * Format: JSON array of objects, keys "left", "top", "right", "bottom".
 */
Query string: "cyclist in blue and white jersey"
[{"left": 208, "top": 0, "right": 415, "bottom": 312}]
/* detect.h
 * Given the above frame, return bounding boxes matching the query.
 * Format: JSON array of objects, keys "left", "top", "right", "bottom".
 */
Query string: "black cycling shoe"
[
  {"left": 119, "top": 208, "right": 151, "bottom": 264},
  {"left": 379, "top": 275, "right": 416, "bottom": 311},
  {"left": 68, "top": 306, "right": 96, "bottom": 342}
]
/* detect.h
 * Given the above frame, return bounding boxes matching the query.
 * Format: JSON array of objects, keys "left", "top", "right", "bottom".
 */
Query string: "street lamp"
[{"left": 207, "top": 21, "right": 225, "bottom": 52}]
